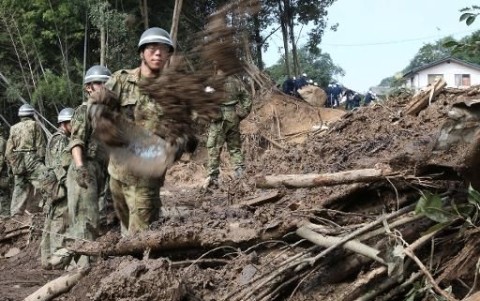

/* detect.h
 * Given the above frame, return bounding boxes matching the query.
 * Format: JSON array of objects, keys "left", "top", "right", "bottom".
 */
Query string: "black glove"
[
  {"left": 73, "top": 165, "right": 90, "bottom": 189},
  {"left": 185, "top": 135, "right": 198, "bottom": 154},
  {"left": 172, "top": 135, "right": 198, "bottom": 161}
]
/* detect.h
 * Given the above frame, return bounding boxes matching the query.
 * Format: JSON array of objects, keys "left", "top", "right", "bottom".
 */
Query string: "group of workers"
[
  {"left": 0, "top": 26, "right": 252, "bottom": 270},
  {"left": 281, "top": 76, "right": 377, "bottom": 110},
  {"left": 282, "top": 73, "right": 318, "bottom": 98}
]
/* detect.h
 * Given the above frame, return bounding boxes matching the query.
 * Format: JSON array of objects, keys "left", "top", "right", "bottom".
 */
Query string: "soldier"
[
  {"left": 0, "top": 123, "right": 9, "bottom": 217},
  {"left": 103, "top": 27, "right": 175, "bottom": 235},
  {"left": 205, "top": 73, "right": 252, "bottom": 187},
  {"left": 66, "top": 65, "right": 111, "bottom": 267},
  {"left": 41, "top": 107, "right": 74, "bottom": 269},
  {"left": 5, "top": 104, "right": 55, "bottom": 216}
]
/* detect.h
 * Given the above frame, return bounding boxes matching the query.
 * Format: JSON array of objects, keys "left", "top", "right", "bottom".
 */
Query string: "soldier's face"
[
  {"left": 141, "top": 43, "right": 171, "bottom": 71},
  {"left": 61, "top": 122, "right": 72, "bottom": 136},
  {"left": 86, "top": 82, "right": 105, "bottom": 95}
]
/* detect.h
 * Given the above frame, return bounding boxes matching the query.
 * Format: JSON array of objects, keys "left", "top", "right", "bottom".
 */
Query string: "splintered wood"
[{"left": 405, "top": 78, "right": 447, "bottom": 115}]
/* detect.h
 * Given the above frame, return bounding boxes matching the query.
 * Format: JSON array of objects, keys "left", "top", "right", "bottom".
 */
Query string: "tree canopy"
[{"left": 0, "top": 0, "right": 339, "bottom": 126}]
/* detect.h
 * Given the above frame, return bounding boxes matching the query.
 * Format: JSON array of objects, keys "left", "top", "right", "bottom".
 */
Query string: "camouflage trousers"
[
  {"left": 66, "top": 160, "right": 104, "bottom": 268},
  {"left": 0, "top": 186, "right": 10, "bottom": 216},
  {"left": 10, "top": 160, "right": 56, "bottom": 216},
  {"left": 109, "top": 177, "right": 161, "bottom": 236},
  {"left": 207, "top": 116, "right": 244, "bottom": 177},
  {"left": 40, "top": 197, "right": 69, "bottom": 269},
  {"left": 66, "top": 160, "right": 104, "bottom": 241}
]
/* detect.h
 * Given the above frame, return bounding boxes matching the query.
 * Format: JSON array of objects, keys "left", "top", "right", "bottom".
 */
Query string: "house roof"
[{"left": 402, "top": 57, "right": 480, "bottom": 78}]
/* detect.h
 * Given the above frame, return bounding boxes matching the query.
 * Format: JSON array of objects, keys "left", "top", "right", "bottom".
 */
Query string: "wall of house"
[{"left": 405, "top": 61, "right": 480, "bottom": 90}]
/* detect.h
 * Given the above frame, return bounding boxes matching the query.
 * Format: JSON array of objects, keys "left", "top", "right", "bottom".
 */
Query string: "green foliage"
[
  {"left": 32, "top": 70, "right": 81, "bottom": 109},
  {"left": 266, "top": 46, "right": 344, "bottom": 88},
  {"left": 415, "top": 192, "right": 453, "bottom": 223}
]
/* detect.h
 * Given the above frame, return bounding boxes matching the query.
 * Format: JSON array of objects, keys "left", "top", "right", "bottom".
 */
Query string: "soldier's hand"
[{"left": 73, "top": 165, "right": 90, "bottom": 189}]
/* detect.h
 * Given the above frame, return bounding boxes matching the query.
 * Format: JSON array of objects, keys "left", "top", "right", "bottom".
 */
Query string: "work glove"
[
  {"left": 88, "top": 86, "right": 118, "bottom": 109},
  {"left": 236, "top": 105, "right": 250, "bottom": 119},
  {"left": 73, "top": 165, "right": 90, "bottom": 189}
]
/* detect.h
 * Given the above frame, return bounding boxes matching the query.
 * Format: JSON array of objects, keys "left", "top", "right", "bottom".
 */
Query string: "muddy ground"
[{"left": 1, "top": 87, "right": 480, "bottom": 300}]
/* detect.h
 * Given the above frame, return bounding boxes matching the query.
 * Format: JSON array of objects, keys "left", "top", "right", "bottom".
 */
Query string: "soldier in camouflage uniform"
[
  {"left": 41, "top": 108, "right": 73, "bottom": 269},
  {"left": 5, "top": 104, "right": 56, "bottom": 216},
  {"left": 0, "top": 123, "right": 10, "bottom": 216},
  {"left": 66, "top": 65, "right": 110, "bottom": 267},
  {"left": 205, "top": 74, "right": 252, "bottom": 187},
  {"left": 103, "top": 27, "right": 175, "bottom": 235}
]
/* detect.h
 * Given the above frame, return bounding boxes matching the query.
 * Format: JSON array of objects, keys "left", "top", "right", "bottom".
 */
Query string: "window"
[
  {"left": 427, "top": 74, "right": 443, "bottom": 84},
  {"left": 455, "top": 74, "right": 471, "bottom": 86}
]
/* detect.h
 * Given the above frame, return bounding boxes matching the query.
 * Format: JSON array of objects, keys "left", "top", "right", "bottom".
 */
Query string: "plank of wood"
[{"left": 405, "top": 78, "right": 447, "bottom": 116}]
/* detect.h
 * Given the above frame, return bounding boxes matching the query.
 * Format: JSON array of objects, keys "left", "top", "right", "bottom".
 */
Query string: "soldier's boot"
[{"left": 202, "top": 174, "right": 219, "bottom": 190}]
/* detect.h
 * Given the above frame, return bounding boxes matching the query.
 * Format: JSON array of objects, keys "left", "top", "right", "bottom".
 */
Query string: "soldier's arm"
[
  {"left": 50, "top": 135, "right": 70, "bottom": 182},
  {"left": 68, "top": 107, "right": 87, "bottom": 168},
  {"left": 237, "top": 83, "right": 252, "bottom": 116},
  {"left": 35, "top": 124, "right": 47, "bottom": 159}
]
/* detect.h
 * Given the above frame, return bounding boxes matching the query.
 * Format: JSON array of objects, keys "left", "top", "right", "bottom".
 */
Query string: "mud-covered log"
[
  {"left": 24, "top": 268, "right": 89, "bottom": 301},
  {"left": 256, "top": 167, "right": 394, "bottom": 188},
  {"left": 68, "top": 220, "right": 296, "bottom": 257}
]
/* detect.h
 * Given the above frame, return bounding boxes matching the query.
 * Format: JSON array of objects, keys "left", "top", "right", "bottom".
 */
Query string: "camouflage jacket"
[
  {"left": 6, "top": 117, "right": 46, "bottom": 174},
  {"left": 219, "top": 76, "right": 252, "bottom": 121},
  {"left": 105, "top": 68, "right": 164, "bottom": 186},
  {"left": 68, "top": 102, "right": 104, "bottom": 163},
  {"left": 46, "top": 128, "right": 71, "bottom": 184}
]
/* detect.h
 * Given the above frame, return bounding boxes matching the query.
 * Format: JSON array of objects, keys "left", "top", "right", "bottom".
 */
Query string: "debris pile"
[{"left": 3, "top": 85, "right": 480, "bottom": 301}]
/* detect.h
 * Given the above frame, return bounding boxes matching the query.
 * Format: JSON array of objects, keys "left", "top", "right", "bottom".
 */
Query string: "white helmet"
[
  {"left": 84, "top": 65, "right": 112, "bottom": 84},
  {"left": 18, "top": 104, "right": 35, "bottom": 117},
  {"left": 57, "top": 107, "right": 74, "bottom": 123},
  {"left": 138, "top": 27, "right": 174, "bottom": 53},
  {"left": 302, "top": 73, "right": 307, "bottom": 77}
]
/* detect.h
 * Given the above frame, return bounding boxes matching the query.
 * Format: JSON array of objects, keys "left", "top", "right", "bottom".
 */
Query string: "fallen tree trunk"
[
  {"left": 256, "top": 167, "right": 394, "bottom": 188},
  {"left": 68, "top": 219, "right": 296, "bottom": 257},
  {"left": 24, "top": 268, "right": 89, "bottom": 301}
]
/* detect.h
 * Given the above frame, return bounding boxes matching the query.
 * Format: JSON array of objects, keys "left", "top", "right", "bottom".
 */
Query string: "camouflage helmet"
[
  {"left": 57, "top": 107, "right": 74, "bottom": 123},
  {"left": 84, "top": 65, "right": 112, "bottom": 85},
  {"left": 138, "top": 27, "right": 174, "bottom": 53},
  {"left": 18, "top": 104, "right": 35, "bottom": 117}
]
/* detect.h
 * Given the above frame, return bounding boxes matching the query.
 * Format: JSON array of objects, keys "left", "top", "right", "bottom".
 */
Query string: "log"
[
  {"left": 23, "top": 268, "right": 89, "bottom": 301},
  {"left": 296, "top": 226, "right": 385, "bottom": 265},
  {"left": 256, "top": 167, "right": 393, "bottom": 188},
  {"left": 68, "top": 219, "right": 296, "bottom": 257},
  {"left": 233, "top": 190, "right": 283, "bottom": 207},
  {"left": 405, "top": 78, "right": 447, "bottom": 115}
]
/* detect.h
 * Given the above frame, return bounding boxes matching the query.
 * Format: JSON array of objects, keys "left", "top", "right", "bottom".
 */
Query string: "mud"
[{"left": 1, "top": 87, "right": 480, "bottom": 301}]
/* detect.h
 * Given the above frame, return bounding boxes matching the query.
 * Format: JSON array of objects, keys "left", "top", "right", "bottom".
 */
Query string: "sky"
[{"left": 262, "top": 0, "right": 477, "bottom": 92}]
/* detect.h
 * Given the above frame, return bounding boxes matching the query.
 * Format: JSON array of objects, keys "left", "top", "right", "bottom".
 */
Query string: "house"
[{"left": 403, "top": 57, "right": 480, "bottom": 90}]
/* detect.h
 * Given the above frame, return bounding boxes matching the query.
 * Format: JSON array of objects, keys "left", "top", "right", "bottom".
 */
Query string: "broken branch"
[{"left": 256, "top": 167, "right": 394, "bottom": 188}]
